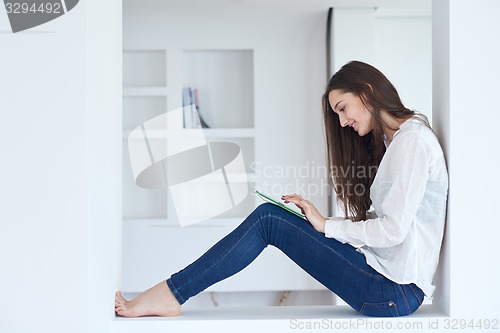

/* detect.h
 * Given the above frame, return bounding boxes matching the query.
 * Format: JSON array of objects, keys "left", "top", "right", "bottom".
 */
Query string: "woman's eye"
[{"left": 340, "top": 107, "right": 345, "bottom": 112}]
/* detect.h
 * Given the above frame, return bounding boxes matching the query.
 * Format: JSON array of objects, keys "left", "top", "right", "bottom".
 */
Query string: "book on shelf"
[{"left": 182, "top": 86, "right": 210, "bottom": 129}]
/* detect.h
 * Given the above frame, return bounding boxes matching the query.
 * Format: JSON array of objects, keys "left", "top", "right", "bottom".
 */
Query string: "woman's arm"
[{"left": 324, "top": 130, "right": 432, "bottom": 248}]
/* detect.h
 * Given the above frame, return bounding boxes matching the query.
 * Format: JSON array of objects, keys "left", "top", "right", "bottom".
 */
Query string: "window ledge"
[{"left": 113, "top": 304, "right": 446, "bottom": 332}]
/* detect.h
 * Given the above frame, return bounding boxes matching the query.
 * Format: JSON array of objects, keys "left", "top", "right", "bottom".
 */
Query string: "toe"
[{"left": 115, "top": 291, "right": 126, "bottom": 304}]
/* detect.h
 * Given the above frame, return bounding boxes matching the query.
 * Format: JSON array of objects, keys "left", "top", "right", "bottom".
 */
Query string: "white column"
[
  {"left": 433, "top": 0, "right": 500, "bottom": 318},
  {"left": 0, "top": 1, "right": 122, "bottom": 332},
  {"left": 86, "top": 0, "right": 122, "bottom": 332},
  {"left": 0, "top": 3, "right": 89, "bottom": 333}
]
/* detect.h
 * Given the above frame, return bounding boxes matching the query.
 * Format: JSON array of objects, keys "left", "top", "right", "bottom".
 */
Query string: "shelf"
[
  {"left": 123, "top": 217, "right": 243, "bottom": 229},
  {"left": 199, "top": 128, "right": 255, "bottom": 138},
  {"left": 122, "top": 128, "right": 255, "bottom": 140},
  {"left": 123, "top": 86, "right": 168, "bottom": 96}
]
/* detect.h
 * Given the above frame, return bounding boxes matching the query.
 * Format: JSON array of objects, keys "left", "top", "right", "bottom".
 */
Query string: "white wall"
[
  {"left": 374, "top": 15, "right": 432, "bottom": 118},
  {"left": 433, "top": 0, "right": 500, "bottom": 319},
  {"left": 0, "top": 4, "right": 88, "bottom": 333},
  {"left": 333, "top": 8, "right": 432, "bottom": 121},
  {"left": 0, "top": 1, "right": 122, "bottom": 333}
]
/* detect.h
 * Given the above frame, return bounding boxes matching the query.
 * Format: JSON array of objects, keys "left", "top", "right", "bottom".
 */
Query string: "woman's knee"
[
  {"left": 251, "top": 202, "right": 291, "bottom": 221},
  {"left": 239, "top": 203, "right": 276, "bottom": 230},
  {"left": 253, "top": 202, "right": 278, "bottom": 214},
  {"left": 250, "top": 202, "right": 307, "bottom": 230}
]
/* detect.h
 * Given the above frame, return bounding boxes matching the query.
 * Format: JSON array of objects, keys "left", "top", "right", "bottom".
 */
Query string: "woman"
[{"left": 115, "top": 61, "right": 448, "bottom": 317}]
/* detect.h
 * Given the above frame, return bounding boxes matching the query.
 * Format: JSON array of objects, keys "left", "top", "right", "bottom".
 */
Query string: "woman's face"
[{"left": 328, "top": 90, "right": 374, "bottom": 136}]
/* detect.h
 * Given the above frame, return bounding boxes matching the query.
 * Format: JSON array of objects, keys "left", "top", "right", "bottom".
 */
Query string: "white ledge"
[{"left": 113, "top": 304, "right": 447, "bottom": 333}]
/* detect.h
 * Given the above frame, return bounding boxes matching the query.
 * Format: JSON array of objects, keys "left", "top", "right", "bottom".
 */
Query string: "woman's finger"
[
  {"left": 282, "top": 195, "right": 302, "bottom": 204},
  {"left": 282, "top": 197, "right": 312, "bottom": 211},
  {"left": 283, "top": 193, "right": 302, "bottom": 198},
  {"left": 282, "top": 194, "right": 303, "bottom": 202}
]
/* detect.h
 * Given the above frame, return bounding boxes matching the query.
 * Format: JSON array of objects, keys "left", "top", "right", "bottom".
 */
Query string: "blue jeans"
[{"left": 166, "top": 203, "right": 424, "bottom": 317}]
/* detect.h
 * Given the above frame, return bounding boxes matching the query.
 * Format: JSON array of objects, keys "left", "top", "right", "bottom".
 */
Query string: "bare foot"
[{"left": 115, "top": 281, "right": 181, "bottom": 317}]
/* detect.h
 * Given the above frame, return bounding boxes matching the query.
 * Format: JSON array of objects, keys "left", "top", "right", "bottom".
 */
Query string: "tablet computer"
[{"left": 255, "top": 190, "right": 306, "bottom": 219}]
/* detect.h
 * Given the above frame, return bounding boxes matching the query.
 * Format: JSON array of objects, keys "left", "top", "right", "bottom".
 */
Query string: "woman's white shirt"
[{"left": 324, "top": 116, "right": 448, "bottom": 298}]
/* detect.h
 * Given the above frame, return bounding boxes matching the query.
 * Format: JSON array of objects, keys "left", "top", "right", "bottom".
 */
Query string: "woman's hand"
[{"left": 281, "top": 194, "right": 327, "bottom": 233}]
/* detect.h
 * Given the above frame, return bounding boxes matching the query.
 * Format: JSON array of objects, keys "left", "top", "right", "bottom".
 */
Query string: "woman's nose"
[{"left": 338, "top": 114, "right": 348, "bottom": 127}]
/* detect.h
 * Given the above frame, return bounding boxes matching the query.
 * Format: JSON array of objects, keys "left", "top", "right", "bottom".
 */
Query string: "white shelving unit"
[
  {"left": 122, "top": 47, "right": 257, "bottom": 218},
  {"left": 121, "top": 4, "right": 331, "bottom": 300},
  {"left": 122, "top": 48, "right": 273, "bottom": 292},
  {"left": 123, "top": 50, "right": 168, "bottom": 220}
]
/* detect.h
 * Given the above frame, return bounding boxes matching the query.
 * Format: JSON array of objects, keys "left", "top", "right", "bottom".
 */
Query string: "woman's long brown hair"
[{"left": 323, "top": 61, "right": 417, "bottom": 221}]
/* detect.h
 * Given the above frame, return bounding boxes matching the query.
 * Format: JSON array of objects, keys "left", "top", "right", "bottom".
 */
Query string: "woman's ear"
[
  {"left": 359, "top": 89, "right": 375, "bottom": 115},
  {"left": 360, "top": 83, "right": 374, "bottom": 108}
]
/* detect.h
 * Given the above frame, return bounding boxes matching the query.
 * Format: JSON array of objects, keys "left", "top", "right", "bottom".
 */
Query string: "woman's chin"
[{"left": 355, "top": 129, "right": 366, "bottom": 136}]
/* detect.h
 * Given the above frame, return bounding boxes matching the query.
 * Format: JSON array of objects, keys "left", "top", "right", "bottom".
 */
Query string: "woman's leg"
[{"left": 116, "top": 203, "right": 423, "bottom": 317}]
